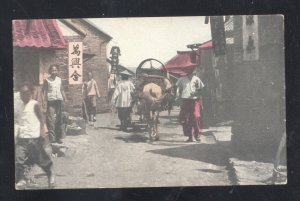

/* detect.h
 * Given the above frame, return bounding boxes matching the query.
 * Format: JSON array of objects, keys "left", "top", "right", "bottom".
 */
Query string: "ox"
[{"left": 139, "top": 78, "right": 174, "bottom": 141}]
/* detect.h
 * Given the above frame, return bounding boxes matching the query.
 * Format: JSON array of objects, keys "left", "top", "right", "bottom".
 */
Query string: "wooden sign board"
[{"left": 68, "top": 42, "right": 83, "bottom": 84}]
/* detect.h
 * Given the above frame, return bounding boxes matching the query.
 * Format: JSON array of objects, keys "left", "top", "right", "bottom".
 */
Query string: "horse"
[{"left": 139, "top": 77, "right": 174, "bottom": 141}]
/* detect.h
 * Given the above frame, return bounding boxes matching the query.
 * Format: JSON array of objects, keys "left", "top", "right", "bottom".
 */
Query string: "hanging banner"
[
  {"left": 68, "top": 42, "right": 83, "bottom": 84},
  {"left": 243, "top": 15, "right": 259, "bottom": 61},
  {"left": 110, "top": 46, "right": 121, "bottom": 74},
  {"left": 210, "top": 16, "right": 226, "bottom": 57},
  {"left": 225, "top": 15, "right": 234, "bottom": 44}
]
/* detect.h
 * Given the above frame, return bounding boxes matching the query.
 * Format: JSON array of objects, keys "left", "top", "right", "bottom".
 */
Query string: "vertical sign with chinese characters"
[
  {"left": 69, "top": 42, "right": 83, "bottom": 84},
  {"left": 110, "top": 46, "right": 120, "bottom": 74},
  {"left": 243, "top": 15, "right": 259, "bottom": 61}
]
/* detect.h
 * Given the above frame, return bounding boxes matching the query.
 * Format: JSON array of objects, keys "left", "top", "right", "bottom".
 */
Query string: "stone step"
[
  {"left": 209, "top": 126, "right": 232, "bottom": 142},
  {"left": 228, "top": 158, "right": 287, "bottom": 185}
]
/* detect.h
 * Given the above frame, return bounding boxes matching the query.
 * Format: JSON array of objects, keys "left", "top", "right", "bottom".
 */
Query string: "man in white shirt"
[
  {"left": 107, "top": 73, "right": 116, "bottom": 104},
  {"left": 82, "top": 72, "right": 100, "bottom": 122},
  {"left": 176, "top": 71, "right": 204, "bottom": 142},
  {"left": 42, "top": 64, "right": 67, "bottom": 144},
  {"left": 15, "top": 83, "right": 55, "bottom": 189},
  {"left": 111, "top": 70, "right": 135, "bottom": 131}
]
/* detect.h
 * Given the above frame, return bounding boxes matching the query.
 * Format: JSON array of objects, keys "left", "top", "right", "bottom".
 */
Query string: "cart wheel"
[{"left": 136, "top": 58, "right": 167, "bottom": 77}]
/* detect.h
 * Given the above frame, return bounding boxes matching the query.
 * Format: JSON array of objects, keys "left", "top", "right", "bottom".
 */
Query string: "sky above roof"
[{"left": 88, "top": 16, "right": 211, "bottom": 68}]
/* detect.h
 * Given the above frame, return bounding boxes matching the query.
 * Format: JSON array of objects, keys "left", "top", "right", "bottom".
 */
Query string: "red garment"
[{"left": 180, "top": 99, "right": 202, "bottom": 138}]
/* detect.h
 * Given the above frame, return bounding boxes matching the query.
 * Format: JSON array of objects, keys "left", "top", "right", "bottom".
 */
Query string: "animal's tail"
[{"left": 149, "top": 88, "right": 164, "bottom": 103}]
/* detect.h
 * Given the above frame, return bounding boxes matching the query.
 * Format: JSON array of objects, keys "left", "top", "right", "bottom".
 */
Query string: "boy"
[
  {"left": 15, "top": 83, "right": 55, "bottom": 189},
  {"left": 43, "top": 64, "right": 66, "bottom": 143},
  {"left": 82, "top": 71, "right": 100, "bottom": 122}
]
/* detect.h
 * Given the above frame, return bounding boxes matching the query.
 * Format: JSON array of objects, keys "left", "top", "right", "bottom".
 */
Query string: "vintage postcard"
[{"left": 13, "top": 15, "right": 286, "bottom": 189}]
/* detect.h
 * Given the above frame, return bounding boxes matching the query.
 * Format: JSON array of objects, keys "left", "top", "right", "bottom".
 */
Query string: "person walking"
[
  {"left": 176, "top": 71, "right": 205, "bottom": 142},
  {"left": 15, "top": 83, "right": 55, "bottom": 189},
  {"left": 82, "top": 71, "right": 100, "bottom": 122},
  {"left": 42, "top": 64, "right": 66, "bottom": 144},
  {"left": 111, "top": 70, "right": 135, "bottom": 131},
  {"left": 107, "top": 73, "right": 116, "bottom": 104}
]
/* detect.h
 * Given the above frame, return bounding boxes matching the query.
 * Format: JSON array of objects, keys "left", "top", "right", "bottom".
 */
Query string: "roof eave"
[
  {"left": 58, "top": 19, "right": 87, "bottom": 37},
  {"left": 81, "top": 19, "right": 112, "bottom": 40}
]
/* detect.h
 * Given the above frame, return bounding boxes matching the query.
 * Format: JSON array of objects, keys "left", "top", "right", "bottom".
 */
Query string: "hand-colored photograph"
[{"left": 13, "top": 15, "right": 286, "bottom": 189}]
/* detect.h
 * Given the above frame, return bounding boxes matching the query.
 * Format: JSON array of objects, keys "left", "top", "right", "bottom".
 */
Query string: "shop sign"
[{"left": 69, "top": 42, "right": 83, "bottom": 84}]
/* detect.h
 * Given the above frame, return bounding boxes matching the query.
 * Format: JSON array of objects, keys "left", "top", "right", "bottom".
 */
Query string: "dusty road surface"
[{"left": 24, "top": 107, "right": 234, "bottom": 189}]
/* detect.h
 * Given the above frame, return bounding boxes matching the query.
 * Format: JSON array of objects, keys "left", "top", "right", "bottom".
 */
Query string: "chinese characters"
[
  {"left": 71, "top": 44, "right": 81, "bottom": 56},
  {"left": 243, "top": 15, "right": 259, "bottom": 60},
  {"left": 68, "top": 42, "right": 83, "bottom": 84}
]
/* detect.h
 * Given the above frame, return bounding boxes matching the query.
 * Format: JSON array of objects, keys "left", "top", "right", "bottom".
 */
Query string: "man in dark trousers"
[
  {"left": 111, "top": 70, "right": 135, "bottom": 131},
  {"left": 42, "top": 64, "right": 67, "bottom": 144},
  {"left": 15, "top": 83, "right": 55, "bottom": 189}
]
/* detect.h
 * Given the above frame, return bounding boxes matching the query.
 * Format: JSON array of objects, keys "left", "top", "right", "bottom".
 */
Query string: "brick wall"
[{"left": 54, "top": 22, "right": 111, "bottom": 116}]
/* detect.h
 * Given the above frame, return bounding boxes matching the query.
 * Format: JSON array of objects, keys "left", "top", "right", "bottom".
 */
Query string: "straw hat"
[{"left": 119, "top": 70, "right": 131, "bottom": 76}]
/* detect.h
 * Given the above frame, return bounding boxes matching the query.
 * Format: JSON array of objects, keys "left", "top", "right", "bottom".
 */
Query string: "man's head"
[
  {"left": 187, "top": 69, "right": 197, "bottom": 79},
  {"left": 121, "top": 74, "right": 129, "bottom": 80},
  {"left": 88, "top": 72, "right": 93, "bottom": 80},
  {"left": 19, "top": 83, "right": 33, "bottom": 104},
  {"left": 187, "top": 73, "right": 193, "bottom": 79},
  {"left": 48, "top": 64, "right": 59, "bottom": 77},
  {"left": 120, "top": 70, "right": 131, "bottom": 80},
  {"left": 110, "top": 74, "right": 115, "bottom": 79}
]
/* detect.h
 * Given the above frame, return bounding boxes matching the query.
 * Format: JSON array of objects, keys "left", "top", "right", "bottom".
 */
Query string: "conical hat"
[{"left": 119, "top": 70, "right": 131, "bottom": 76}]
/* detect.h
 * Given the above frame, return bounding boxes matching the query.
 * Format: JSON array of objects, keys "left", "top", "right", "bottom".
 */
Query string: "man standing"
[
  {"left": 111, "top": 70, "right": 135, "bottom": 131},
  {"left": 15, "top": 83, "right": 55, "bottom": 189},
  {"left": 82, "top": 71, "right": 100, "bottom": 122},
  {"left": 42, "top": 64, "right": 66, "bottom": 144},
  {"left": 176, "top": 71, "right": 204, "bottom": 142},
  {"left": 107, "top": 73, "right": 116, "bottom": 104}
]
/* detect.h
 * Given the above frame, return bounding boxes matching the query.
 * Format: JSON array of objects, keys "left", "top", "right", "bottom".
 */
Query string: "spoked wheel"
[{"left": 136, "top": 58, "right": 167, "bottom": 77}]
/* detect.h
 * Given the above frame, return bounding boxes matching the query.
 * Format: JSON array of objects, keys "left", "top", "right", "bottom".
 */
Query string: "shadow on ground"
[
  {"left": 115, "top": 134, "right": 148, "bottom": 143},
  {"left": 229, "top": 146, "right": 277, "bottom": 164},
  {"left": 147, "top": 143, "right": 229, "bottom": 166},
  {"left": 131, "top": 124, "right": 147, "bottom": 132},
  {"left": 159, "top": 115, "right": 179, "bottom": 120},
  {"left": 114, "top": 131, "right": 191, "bottom": 146},
  {"left": 116, "top": 132, "right": 278, "bottom": 164},
  {"left": 197, "top": 169, "right": 224, "bottom": 173},
  {"left": 94, "top": 126, "right": 120, "bottom": 131},
  {"left": 163, "top": 121, "right": 181, "bottom": 128},
  {"left": 95, "top": 124, "right": 147, "bottom": 132}
]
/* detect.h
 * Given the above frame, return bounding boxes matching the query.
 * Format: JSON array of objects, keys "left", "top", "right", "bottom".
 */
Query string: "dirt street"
[{"left": 25, "top": 107, "right": 233, "bottom": 189}]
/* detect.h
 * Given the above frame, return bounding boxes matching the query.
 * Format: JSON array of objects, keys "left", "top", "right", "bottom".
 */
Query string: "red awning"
[
  {"left": 199, "top": 40, "right": 213, "bottom": 49},
  {"left": 13, "top": 19, "right": 67, "bottom": 49},
  {"left": 162, "top": 41, "right": 213, "bottom": 76},
  {"left": 163, "top": 51, "right": 201, "bottom": 76}
]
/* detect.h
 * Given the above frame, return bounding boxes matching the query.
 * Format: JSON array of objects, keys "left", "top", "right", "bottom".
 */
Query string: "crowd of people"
[
  {"left": 14, "top": 63, "right": 205, "bottom": 189},
  {"left": 110, "top": 69, "right": 205, "bottom": 143}
]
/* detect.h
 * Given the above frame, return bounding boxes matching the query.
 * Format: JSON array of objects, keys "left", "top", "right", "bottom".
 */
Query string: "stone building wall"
[{"left": 230, "top": 15, "right": 285, "bottom": 150}]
